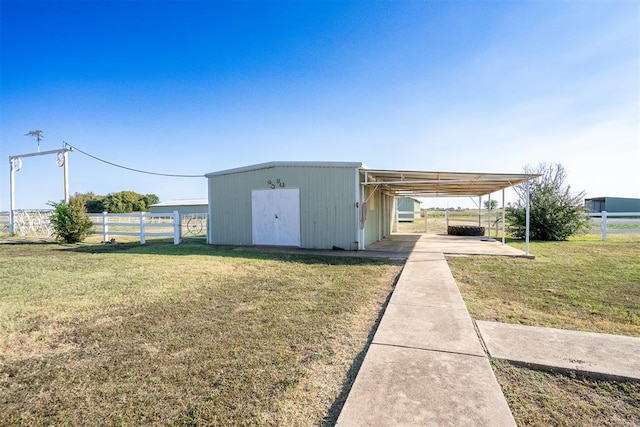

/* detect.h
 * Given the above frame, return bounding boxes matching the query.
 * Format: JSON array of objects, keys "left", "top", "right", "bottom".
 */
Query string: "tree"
[
  {"left": 77, "top": 191, "right": 160, "bottom": 213},
  {"left": 506, "top": 163, "right": 589, "bottom": 241},
  {"left": 75, "top": 192, "right": 106, "bottom": 213},
  {"left": 483, "top": 199, "right": 498, "bottom": 210},
  {"left": 48, "top": 195, "right": 94, "bottom": 243}
]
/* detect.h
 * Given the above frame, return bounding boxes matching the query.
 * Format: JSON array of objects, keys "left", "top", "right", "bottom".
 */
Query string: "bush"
[
  {"left": 48, "top": 195, "right": 94, "bottom": 243},
  {"left": 506, "top": 163, "right": 589, "bottom": 241}
]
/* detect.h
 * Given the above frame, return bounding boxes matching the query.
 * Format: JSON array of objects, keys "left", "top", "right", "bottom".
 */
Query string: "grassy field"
[
  {"left": 396, "top": 209, "right": 505, "bottom": 236},
  {"left": 0, "top": 241, "right": 401, "bottom": 426},
  {"left": 448, "top": 234, "right": 640, "bottom": 426},
  {"left": 447, "top": 234, "right": 640, "bottom": 336}
]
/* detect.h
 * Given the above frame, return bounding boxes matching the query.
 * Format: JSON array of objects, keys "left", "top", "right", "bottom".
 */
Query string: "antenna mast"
[{"left": 25, "top": 130, "right": 44, "bottom": 152}]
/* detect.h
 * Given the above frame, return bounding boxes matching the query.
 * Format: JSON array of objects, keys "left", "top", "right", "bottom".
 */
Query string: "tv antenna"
[{"left": 25, "top": 130, "right": 44, "bottom": 152}]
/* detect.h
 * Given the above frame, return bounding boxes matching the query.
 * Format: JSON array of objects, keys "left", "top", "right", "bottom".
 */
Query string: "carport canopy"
[
  {"left": 361, "top": 168, "right": 539, "bottom": 197},
  {"left": 361, "top": 167, "right": 540, "bottom": 256}
]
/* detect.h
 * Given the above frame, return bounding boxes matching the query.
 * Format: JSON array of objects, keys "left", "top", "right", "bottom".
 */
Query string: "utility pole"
[{"left": 25, "top": 130, "right": 44, "bottom": 152}]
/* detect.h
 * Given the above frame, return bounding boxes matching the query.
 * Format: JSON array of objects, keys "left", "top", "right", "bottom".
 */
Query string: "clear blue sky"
[{"left": 1, "top": 0, "right": 638, "bottom": 209}]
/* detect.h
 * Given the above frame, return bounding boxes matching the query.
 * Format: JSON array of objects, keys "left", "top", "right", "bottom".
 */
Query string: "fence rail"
[
  {"left": 93, "top": 211, "right": 181, "bottom": 244},
  {"left": 394, "top": 209, "right": 506, "bottom": 237},
  {"left": 587, "top": 211, "right": 640, "bottom": 240},
  {"left": 2, "top": 211, "right": 206, "bottom": 243},
  {"left": 88, "top": 211, "right": 208, "bottom": 245}
]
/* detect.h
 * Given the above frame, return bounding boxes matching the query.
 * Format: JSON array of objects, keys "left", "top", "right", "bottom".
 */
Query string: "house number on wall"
[{"left": 267, "top": 179, "right": 286, "bottom": 189}]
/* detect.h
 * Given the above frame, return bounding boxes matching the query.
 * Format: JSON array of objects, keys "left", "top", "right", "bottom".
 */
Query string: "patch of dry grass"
[
  {"left": 0, "top": 242, "right": 401, "bottom": 426},
  {"left": 492, "top": 360, "right": 640, "bottom": 427}
]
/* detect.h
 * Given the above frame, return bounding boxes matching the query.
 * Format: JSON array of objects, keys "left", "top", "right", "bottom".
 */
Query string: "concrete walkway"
[
  {"left": 476, "top": 321, "right": 640, "bottom": 382},
  {"left": 335, "top": 234, "right": 639, "bottom": 425},
  {"left": 336, "top": 250, "right": 517, "bottom": 426}
]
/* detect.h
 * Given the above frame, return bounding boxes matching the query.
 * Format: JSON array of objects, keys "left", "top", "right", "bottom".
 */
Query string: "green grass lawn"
[
  {"left": 0, "top": 241, "right": 401, "bottom": 426},
  {"left": 448, "top": 234, "right": 640, "bottom": 426},
  {"left": 447, "top": 234, "right": 640, "bottom": 336}
]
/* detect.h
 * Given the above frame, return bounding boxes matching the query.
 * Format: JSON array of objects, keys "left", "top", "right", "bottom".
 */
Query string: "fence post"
[
  {"left": 140, "top": 212, "right": 146, "bottom": 245},
  {"left": 173, "top": 211, "right": 181, "bottom": 245},
  {"left": 102, "top": 211, "right": 109, "bottom": 242},
  {"left": 424, "top": 209, "right": 428, "bottom": 233},
  {"left": 8, "top": 210, "right": 14, "bottom": 236},
  {"left": 601, "top": 211, "right": 607, "bottom": 241}
]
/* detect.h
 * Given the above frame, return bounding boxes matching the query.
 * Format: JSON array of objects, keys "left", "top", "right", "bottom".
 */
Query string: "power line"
[{"left": 64, "top": 142, "right": 203, "bottom": 178}]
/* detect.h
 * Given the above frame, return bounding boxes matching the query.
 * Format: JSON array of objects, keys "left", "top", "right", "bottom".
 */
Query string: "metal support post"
[
  {"left": 501, "top": 189, "right": 506, "bottom": 245},
  {"left": 63, "top": 150, "right": 69, "bottom": 202},
  {"left": 525, "top": 180, "right": 531, "bottom": 256}
]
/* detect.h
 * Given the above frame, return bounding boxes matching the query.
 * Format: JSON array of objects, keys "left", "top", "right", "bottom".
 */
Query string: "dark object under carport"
[{"left": 447, "top": 225, "right": 486, "bottom": 236}]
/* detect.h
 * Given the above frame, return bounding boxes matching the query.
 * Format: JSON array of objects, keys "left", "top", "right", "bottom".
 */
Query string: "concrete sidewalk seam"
[
  {"left": 472, "top": 319, "right": 491, "bottom": 356},
  {"left": 371, "top": 342, "right": 487, "bottom": 359},
  {"left": 385, "top": 302, "right": 470, "bottom": 310}
]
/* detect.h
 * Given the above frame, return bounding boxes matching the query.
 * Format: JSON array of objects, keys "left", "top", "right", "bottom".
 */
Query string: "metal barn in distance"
[
  {"left": 585, "top": 197, "right": 640, "bottom": 213},
  {"left": 205, "top": 161, "right": 537, "bottom": 251},
  {"left": 149, "top": 198, "right": 208, "bottom": 215},
  {"left": 396, "top": 197, "right": 422, "bottom": 222}
]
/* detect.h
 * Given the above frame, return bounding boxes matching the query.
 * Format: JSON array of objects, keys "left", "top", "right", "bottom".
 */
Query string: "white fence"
[
  {"left": 1, "top": 211, "right": 207, "bottom": 244},
  {"left": 89, "top": 212, "right": 208, "bottom": 245},
  {"left": 90, "top": 211, "right": 182, "bottom": 244},
  {"left": 587, "top": 211, "right": 640, "bottom": 240}
]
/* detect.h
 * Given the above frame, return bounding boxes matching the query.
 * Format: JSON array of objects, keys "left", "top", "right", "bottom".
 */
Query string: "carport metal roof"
[
  {"left": 362, "top": 168, "right": 539, "bottom": 197},
  {"left": 361, "top": 167, "right": 540, "bottom": 257}
]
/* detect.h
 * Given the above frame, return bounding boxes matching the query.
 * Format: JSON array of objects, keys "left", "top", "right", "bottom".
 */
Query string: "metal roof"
[
  {"left": 205, "top": 161, "right": 364, "bottom": 177},
  {"left": 362, "top": 168, "right": 539, "bottom": 197},
  {"left": 204, "top": 161, "right": 538, "bottom": 197},
  {"left": 150, "top": 198, "right": 208, "bottom": 207}
]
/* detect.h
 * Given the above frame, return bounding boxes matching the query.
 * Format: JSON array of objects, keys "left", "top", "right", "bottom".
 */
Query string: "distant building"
[
  {"left": 149, "top": 198, "right": 208, "bottom": 215},
  {"left": 396, "top": 197, "right": 421, "bottom": 222},
  {"left": 584, "top": 197, "right": 640, "bottom": 213}
]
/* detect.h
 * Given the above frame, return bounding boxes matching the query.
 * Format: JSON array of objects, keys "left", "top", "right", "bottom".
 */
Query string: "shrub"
[
  {"left": 506, "top": 163, "right": 589, "bottom": 241},
  {"left": 48, "top": 195, "right": 94, "bottom": 243}
]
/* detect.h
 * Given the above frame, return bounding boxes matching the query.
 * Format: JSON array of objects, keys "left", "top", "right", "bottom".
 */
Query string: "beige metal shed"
[{"left": 205, "top": 162, "right": 538, "bottom": 253}]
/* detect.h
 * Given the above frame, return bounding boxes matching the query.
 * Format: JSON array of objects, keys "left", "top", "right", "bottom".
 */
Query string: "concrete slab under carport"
[{"left": 366, "top": 233, "right": 528, "bottom": 257}]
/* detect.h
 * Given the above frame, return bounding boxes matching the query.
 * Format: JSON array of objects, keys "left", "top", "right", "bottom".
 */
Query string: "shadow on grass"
[
  {"left": 55, "top": 239, "right": 404, "bottom": 267},
  {"left": 0, "top": 239, "right": 57, "bottom": 245}
]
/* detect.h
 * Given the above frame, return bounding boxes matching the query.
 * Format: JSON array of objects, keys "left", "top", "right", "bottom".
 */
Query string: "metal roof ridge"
[
  {"left": 150, "top": 198, "right": 208, "bottom": 206},
  {"left": 205, "top": 161, "right": 363, "bottom": 177}
]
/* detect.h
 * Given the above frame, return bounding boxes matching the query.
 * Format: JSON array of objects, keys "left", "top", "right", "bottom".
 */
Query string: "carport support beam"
[
  {"left": 487, "top": 193, "right": 491, "bottom": 235},
  {"left": 525, "top": 180, "right": 531, "bottom": 256},
  {"left": 501, "top": 189, "right": 506, "bottom": 245}
]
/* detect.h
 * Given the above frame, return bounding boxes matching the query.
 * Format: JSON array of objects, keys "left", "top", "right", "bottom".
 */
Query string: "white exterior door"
[{"left": 251, "top": 188, "right": 301, "bottom": 246}]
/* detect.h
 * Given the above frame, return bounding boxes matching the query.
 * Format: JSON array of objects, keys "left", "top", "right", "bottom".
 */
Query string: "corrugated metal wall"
[
  {"left": 585, "top": 197, "right": 640, "bottom": 213},
  {"left": 362, "top": 186, "right": 394, "bottom": 247},
  {"left": 606, "top": 197, "right": 640, "bottom": 212},
  {"left": 208, "top": 165, "right": 359, "bottom": 249}
]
